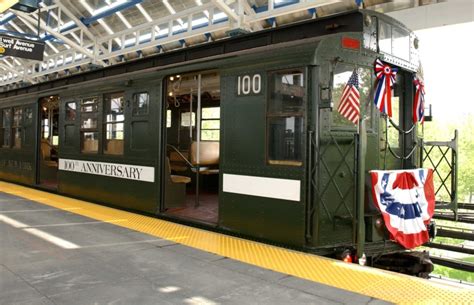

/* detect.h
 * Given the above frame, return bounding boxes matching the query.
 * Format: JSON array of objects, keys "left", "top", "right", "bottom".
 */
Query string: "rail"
[
  {"left": 426, "top": 242, "right": 474, "bottom": 255},
  {"left": 430, "top": 256, "right": 474, "bottom": 273},
  {"left": 166, "top": 144, "right": 194, "bottom": 168},
  {"left": 436, "top": 225, "right": 474, "bottom": 241}
]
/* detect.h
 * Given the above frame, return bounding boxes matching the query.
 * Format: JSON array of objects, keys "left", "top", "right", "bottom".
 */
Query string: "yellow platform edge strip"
[{"left": 1, "top": 181, "right": 473, "bottom": 305}]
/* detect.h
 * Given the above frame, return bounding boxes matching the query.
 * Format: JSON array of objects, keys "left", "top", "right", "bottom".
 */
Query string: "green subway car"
[{"left": 0, "top": 10, "right": 432, "bottom": 275}]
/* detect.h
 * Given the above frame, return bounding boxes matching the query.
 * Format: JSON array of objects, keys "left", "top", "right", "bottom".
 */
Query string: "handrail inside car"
[{"left": 166, "top": 144, "right": 194, "bottom": 168}]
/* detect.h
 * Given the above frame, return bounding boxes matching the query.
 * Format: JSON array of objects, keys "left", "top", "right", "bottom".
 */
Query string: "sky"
[{"left": 415, "top": 22, "right": 474, "bottom": 122}]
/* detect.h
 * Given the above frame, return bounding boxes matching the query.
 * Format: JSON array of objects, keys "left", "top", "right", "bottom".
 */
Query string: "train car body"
[{"left": 0, "top": 10, "right": 431, "bottom": 273}]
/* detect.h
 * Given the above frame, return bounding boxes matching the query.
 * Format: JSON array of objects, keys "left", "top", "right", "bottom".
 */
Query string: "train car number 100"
[{"left": 237, "top": 74, "right": 261, "bottom": 95}]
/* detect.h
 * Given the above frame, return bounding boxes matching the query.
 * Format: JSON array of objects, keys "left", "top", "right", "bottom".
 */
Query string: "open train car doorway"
[
  {"left": 37, "top": 95, "right": 60, "bottom": 189},
  {"left": 163, "top": 71, "right": 220, "bottom": 224}
]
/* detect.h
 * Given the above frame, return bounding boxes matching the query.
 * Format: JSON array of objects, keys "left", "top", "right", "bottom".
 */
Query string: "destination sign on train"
[{"left": 0, "top": 34, "right": 45, "bottom": 61}]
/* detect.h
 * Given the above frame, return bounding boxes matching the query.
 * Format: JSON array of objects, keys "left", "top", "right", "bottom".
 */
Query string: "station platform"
[{"left": 0, "top": 181, "right": 473, "bottom": 305}]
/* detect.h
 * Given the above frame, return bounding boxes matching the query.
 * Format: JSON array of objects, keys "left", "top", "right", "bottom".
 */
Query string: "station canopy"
[{"left": 0, "top": 0, "right": 442, "bottom": 91}]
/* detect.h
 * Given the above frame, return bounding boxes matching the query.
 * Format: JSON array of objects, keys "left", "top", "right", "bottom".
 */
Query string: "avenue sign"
[{"left": 0, "top": 34, "right": 45, "bottom": 61}]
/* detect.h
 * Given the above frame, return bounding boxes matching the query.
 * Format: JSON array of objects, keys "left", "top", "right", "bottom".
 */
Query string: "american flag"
[{"left": 337, "top": 69, "right": 360, "bottom": 124}]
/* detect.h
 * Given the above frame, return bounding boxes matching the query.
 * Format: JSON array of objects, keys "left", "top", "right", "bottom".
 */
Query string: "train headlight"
[
  {"left": 336, "top": 248, "right": 354, "bottom": 263},
  {"left": 375, "top": 216, "right": 384, "bottom": 230}
]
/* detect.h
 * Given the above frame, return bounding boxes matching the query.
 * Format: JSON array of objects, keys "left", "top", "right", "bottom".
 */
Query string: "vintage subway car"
[{"left": 0, "top": 10, "right": 430, "bottom": 273}]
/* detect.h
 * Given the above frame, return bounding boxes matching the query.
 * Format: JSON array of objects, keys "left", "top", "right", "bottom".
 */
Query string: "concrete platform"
[{"left": 0, "top": 191, "right": 388, "bottom": 305}]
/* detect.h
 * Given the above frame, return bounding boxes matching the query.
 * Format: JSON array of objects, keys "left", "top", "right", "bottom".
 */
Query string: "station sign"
[{"left": 0, "top": 34, "right": 45, "bottom": 61}]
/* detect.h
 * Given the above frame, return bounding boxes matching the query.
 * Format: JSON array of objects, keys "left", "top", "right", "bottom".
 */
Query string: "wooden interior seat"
[
  {"left": 190, "top": 141, "right": 219, "bottom": 173},
  {"left": 171, "top": 175, "right": 191, "bottom": 184},
  {"left": 164, "top": 157, "right": 189, "bottom": 208},
  {"left": 40, "top": 139, "right": 58, "bottom": 168},
  {"left": 169, "top": 150, "right": 189, "bottom": 172},
  {"left": 166, "top": 158, "right": 190, "bottom": 184}
]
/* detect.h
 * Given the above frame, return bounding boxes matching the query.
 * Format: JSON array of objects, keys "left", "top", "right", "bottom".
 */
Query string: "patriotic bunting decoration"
[
  {"left": 370, "top": 169, "right": 435, "bottom": 249},
  {"left": 413, "top": 76, "right": 425, "bottom": 123},
  {"left": 374, "top": 59, "right": 398, "bottom": 118},
  {"left": 337, "top": 69, "right": 360, "bottom": 124}
]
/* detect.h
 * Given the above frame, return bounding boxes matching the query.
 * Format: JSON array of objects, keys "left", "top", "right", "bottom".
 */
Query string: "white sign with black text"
[{"left": 59, "top": 159, "right": 155, "bottom": 183}]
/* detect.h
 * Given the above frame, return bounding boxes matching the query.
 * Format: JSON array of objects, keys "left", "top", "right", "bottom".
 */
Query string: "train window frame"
[
  {"left": 180, "top": 111, "right": 196, "bottom": 127},
  {"left": 103, "top": 92, "right": 125, "bottom": 156},
  {"left": 166, "top": 109, "right": 172, "bottom": 128},
  {"left": 80, "top": 96, "right": 100, "bottom": 154},
  {"left": 65, "top": 101, "right": 77, "bottom": 121},
  {"left": 132, "top": 92, "right": 149, "bottom": 116},
  {"left": 201, "top": 107, "right": 220, "bottom": 141},
  {"left": 1, "top": 108, "right": 12, "bottom": 148},
  {"left": 266, "top": 68, "right": 306, "bottom": 167},
  {"left": 12, "top": 107, "right": 22, "bottom": 149},
  {"left": 23, "top": 107, "right": 33, "bottom": 126},
  {"left": 330, "top": 63, "right": 374, "bottom": 131}
]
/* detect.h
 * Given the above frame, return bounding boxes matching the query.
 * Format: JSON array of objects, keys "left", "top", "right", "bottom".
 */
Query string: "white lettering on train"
[{"left": 59, "top": 159, "right": 154, "bottom": 182}]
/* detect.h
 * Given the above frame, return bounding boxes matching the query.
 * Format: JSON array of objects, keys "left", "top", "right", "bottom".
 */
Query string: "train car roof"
[{"left": 0, "top": 10, "right": 370, "bottom": 100}]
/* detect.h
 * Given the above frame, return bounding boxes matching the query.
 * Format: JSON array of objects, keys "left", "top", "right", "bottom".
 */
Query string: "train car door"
[
  {"left": 162, "top": 71, "right": 221, "bottom": 224},
  {"left": 314, "top": 63, "right": 374, "bottom": 247},
  {"left": 37, "top": 95, "right": 60, "bottom": 189}
]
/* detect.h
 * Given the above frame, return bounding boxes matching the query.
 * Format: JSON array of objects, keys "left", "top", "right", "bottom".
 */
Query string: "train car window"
[
  {"left": 1, "top": 109, "right": 11, "bottom": 148},
  {"left": 24, "top": 107, "right": 33, "bottom": 125},
  {"left": 267, "top": 69, "right": 305, "bottom": 166},
  {"left": 181, "top": 111, "right": 195, "bottom": 127},
  {"left": 12, "top": 108, "right": 22, "bottom": 149},
  {"left": 363, "top": 15, "right": 377, "bottom": 52},
  {"left": 133, "top": 92, "right": 149, "bottom": 116},
  {"left": 104, "top": 92, "right": 124, "bottom": 155},
  {"left": 65, "top": 102, "right": 77, "bottom": 121},
  {"left": 201, "top": 107, "right": 220, "bottom": 141},
  {"left": 392, "top": 27, "right": 410, "bottom": 61},
  {"left": 332, "top": 65, "right": 372, "bottom": 129},
  {"left": 378, "top": 20, "right": 392, "bottom": 55},
  {"left": 80, "top": 97, "right": 99, "bottom": 153}
]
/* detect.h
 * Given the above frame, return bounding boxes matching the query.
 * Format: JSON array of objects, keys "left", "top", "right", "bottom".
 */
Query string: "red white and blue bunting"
[
  {"left": 370, "top": 169, "right": 435, "bottom": 249},
  {"left": 374, "top": 59, "right": 398, "bottom": 118},
  {"left": 413, "top": 76, "right": 425, "bottom": 123}
]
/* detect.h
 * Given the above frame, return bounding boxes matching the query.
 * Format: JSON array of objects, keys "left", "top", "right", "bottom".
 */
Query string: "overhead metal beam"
[
  {"left": 0, "top": 0, "right": 348, "bottom": 88},
  {"left": 54, "top": 0, "right": 115, "bottom": 63},
  {"left": 14, "top": 10, "right": 106, "bottom": 66},
  {"left": 212, "top": 0, "right": 239, "bottom": 22},
  {"left": 0, "top": 12, "right": 16, "bottom": 25},
  {"left": 80, "top": 0, "right": 143, "bottom": 26},
  {"left": 0, "top": 62, "right": 36, "bottom": 83},
  {"left": 246, "top": 0, "right": 342, "bottom": 22},
  {"left": 239, "top": 0, "right": 263, "bottom": 31}
]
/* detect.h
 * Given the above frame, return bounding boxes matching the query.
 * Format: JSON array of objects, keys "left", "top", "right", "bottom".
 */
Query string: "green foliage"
[
  {"left": 433, "top": 264, "right": 474, "bottom": 283},
  {"left": 423, "top": 114, "right": 474, "bottom": 203}
]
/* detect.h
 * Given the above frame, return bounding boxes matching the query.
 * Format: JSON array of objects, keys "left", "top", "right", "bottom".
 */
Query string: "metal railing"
[{"left": 421, "top": 130, "right": 459, "bottom": 219}]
